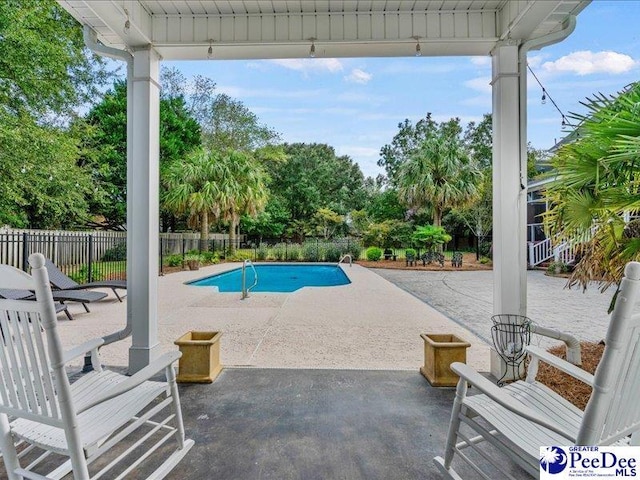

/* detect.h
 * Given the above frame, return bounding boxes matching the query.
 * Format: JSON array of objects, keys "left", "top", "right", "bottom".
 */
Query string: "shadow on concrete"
[{"left": 167, "top": 368, "right": 530, "bottom": 480}]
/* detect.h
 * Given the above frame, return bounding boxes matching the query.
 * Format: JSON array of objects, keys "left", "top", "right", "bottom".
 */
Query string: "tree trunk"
[
  {"left": 200, "top": 212, "right": 209, "bottom": 252},
  {"left": 228, "top": 215, "right": 237, "bottom": 255},
  {"left": 433, "top": 207, "right": 442, "bottom": 228}
]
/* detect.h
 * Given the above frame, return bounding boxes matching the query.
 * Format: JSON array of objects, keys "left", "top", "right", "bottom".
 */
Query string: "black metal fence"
[{"left": 0, "top": 230, "right": 243, "bottom": 282}]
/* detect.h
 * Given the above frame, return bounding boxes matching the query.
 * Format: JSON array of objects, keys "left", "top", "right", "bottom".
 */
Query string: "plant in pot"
[{"left": 185, "top": 253, "right": 204, "bottom": 271}]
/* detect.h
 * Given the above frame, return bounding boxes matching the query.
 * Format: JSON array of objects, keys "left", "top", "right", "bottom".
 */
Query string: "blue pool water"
[{"left": 189, "top": 264, "right": 351, "bottom": 293}]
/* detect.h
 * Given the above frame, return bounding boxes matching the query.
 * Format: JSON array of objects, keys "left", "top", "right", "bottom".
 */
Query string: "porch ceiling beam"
[{"left": 79, "top": 1, "right": 152, "bottom": 47}]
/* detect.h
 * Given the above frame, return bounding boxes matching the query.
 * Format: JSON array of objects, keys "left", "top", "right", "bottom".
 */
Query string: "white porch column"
[
  {"left": 127, "top": 47, "right": 161, "bottom": 373},
  {"left": 490, "top": 44, "right": 528, "bottom": 376}
]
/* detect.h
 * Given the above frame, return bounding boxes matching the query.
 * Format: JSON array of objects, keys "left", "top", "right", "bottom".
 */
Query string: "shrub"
[
  {"left": 201, "top": 251, "right": 219, "bottom": 264},
  {"left": 366, "top": 246, "right": 383, "bottom": 261},
  {"left": 302, "top": 243, "right": 320, "bottom": 262},
  {"left": 228, "top": 250, "right": 252, "bottom": 261},
  {"left": 68, "top": 264, "right": 104, "bottom": 283},
  {"left": 547, "top": 261, "right": 568, "bottom": 274},
  {"left": 347, "top": 242, "right": 362, "bottom": 261},
  {"left": 166, "top": 254, "right": 183, "bottom": 267},
  {"left": 101, "top": 242, "right": 126, "bottom": 261},
  {"left": 271, "top": 243, "right": 285, "bottom": 261},
  {"left": 256, "top": 244, "right": 268, "bottom": 261},
  {"left": 316, "top": 243, "right": 328, "bottom": 261},
  {"left": 287, "top": 243, "right": 301, "bottom": 261},
  {"left": 479, "top": 256, "right": 492, "bottom": 265},
  {"left": 184, "top": 253, "right": 204, "bottom": 263},
  {"left": 324, "top": 244, "right": 342, "bottom": 262}
]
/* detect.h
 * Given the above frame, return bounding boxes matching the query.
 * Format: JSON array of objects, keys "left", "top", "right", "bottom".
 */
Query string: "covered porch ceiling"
[
  {"left": 60, "top": 1, "right": 589, "bottom": 60},
  {"left": 57, "top": 0, "right": 591, "bottom": 374}
]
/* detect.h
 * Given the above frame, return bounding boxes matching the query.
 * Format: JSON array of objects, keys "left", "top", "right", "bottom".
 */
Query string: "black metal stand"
[{"left": 491, "top": 314, "right": 532, "bottom": 386}]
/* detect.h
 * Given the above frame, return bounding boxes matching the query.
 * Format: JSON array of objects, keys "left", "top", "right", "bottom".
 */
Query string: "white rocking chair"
[
  {"left": 0, "top": 253, "right": 194, "bottom": 480},
  {"left": 435, "top": 261, "right": 640, "bottom": 479}
]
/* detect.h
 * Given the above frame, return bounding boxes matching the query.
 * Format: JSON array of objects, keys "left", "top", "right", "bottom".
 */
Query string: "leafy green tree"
[
  {"left": 363, "top": 220, "right": 412, "bottom": 249},
  {"left": 78, "top": 79, "right": 201, "bottom": 228},
  {"left": 463, "top": 114, "right": 493, "bottom": 170},
  {"left": 545, "top": 84, "right": 640, "bottom": 292},
  {"left": 161, "top": 67, "right": 218, "bottom": 130},
  {"left": 312, "top": 208, "right": 344, "bottom": 239},
  {"left": 379, "top": 114, "right": 438, "bottom": 184},
  {"left": 202, "top": 94, "right": 279, "bottom": 152},
  {"left": 241, "top": 198, "right": 289, "bottom": 243},
  {"left": 268, "top": 143, "right": 367, "bottom": 234},
  {"left": 0, "top": 0, "right": 108, "bottom": 118},
  {"left": 0, "top": 112, "right": 91, "bottom": 228},
  {"left": 412, "top": 225, "right": 452, "bottom": 252},
  {"left": 397, "top": 134, "right": 481, "bottom": 227}
]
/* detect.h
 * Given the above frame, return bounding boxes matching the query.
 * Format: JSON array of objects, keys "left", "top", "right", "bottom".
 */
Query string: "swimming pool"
[{"left": 189, "top": 264, "right": 351, "bottom": 293}]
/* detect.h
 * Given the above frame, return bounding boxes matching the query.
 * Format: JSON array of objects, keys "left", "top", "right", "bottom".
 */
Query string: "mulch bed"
[
  {"left": 357, "top": 252, "right": 492, "bottom": 271},
  {"left": 536, "top": 341, "right": 604, "bottom": 410}
]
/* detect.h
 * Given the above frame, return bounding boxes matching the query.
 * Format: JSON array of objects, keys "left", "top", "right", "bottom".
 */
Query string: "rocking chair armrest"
[
  {"left": 76, "top": 351, "right": 181, "bottom": 414},
  {"left": 62, "top": 338, "right": 105, "bottom": 365},
  {"left": 526, "top": 346, "right": 594, "bottom": 386},
  {"left": 451, "top": 362, "right": 577, "bottom": 442}
]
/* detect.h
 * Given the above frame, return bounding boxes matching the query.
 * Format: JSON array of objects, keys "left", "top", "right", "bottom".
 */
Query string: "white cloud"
[
  {"left": 344, "top": 68, "right": 372, "bottom": 84},
  {"left": 268, "top": 58, "right": 343, "bottom": 73},
  {"left": 542, "top": 50, "right": 637, "bottom": 76},
  {"left": 216, "top": 85, "right": 326, "bottom": 99},
  {"left": 470, "top": 56, "right": 491, "bottom": 67},
  {"left": 464, "top": 76, "right": 492, "bottom": 94},
  {"left": 527, "top": 54, "right": 545, "bottom": 69}
]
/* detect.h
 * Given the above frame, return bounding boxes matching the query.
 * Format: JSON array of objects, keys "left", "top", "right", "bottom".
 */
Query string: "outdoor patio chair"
[
  {"left": 0, "top": 254, "right": 193, "bottom": 480},
  {"left": 0, "top": 289, "right": 73, "bottom": 320},
  {"left": 0, "top": 286, "right": 107, "bottom": 313},
  {"left": 0, "top": 287, "right": 107, "bottom": 316},
  {"left": 435, "top": 261, "right": 640, "bottom": 479},
  {"left": 45, "top": 258, "right": 127, "bottom": 302}
]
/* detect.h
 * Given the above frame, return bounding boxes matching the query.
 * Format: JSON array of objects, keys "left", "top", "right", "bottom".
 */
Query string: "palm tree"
[
  {"left": 545, "top": 83, "right": 640, "bottom": 292},
  {"left": 163, "top": 148, "right": 225, "bottom": 250},
  {"left": 397, "top": 135, "right": 481, "bottom": 227},
  {"left": 217, "top": 150, "right": 269, "bottom": 255},
  {"left": 163, "top": 148, "right": 269, "bottom": 255}
]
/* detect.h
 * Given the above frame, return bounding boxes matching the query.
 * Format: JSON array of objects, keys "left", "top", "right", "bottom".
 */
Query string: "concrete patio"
[{"left": 55, "top": 263, "right": 491, "bottom": 373}]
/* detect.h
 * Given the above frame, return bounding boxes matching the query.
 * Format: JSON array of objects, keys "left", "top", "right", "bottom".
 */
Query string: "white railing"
[
  {"left": 241, "top": 259, "right": 258, "bottom": 300},
  {"left": 338, "top": 254, "right": 352, "bottom": 267},
  {"left": 553, "top": 242, "right": 575, "bottom": 265},
  {"left": 528, "top": 238, "right": 554, "bottom": 267}
]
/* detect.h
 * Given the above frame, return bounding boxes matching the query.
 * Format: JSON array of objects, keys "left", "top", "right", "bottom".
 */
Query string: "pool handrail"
[
  {"left": 241, "top": 259, "right": 258, "bottom": 299},
  {"left": 338, "top": 254, "right": 352, "bottom": 267}
]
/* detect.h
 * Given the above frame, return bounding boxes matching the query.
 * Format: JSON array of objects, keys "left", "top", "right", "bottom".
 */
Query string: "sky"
[{"left": 163, "top": 1, "right": 640, "bottom": 179}]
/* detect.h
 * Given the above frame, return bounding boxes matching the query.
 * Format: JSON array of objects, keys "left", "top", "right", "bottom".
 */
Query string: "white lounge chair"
[
  {"left": 435, "top": 261, "right": 640, "bottom": 479},
  {"left": 0, "top": 253, "right": 194, "bottom": 480}
]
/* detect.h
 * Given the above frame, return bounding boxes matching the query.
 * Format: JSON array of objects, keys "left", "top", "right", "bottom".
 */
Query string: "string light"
[
  {"left": 527, "top": 64, "right": 574, "bottom": 128},
  {"left": 309, "top": 38, "right": 316, "bottom": 58},
  {"left": 412, "top": 36, "right": 422, "bottom": 57},
  {"left": 207, "top": 40, "right": 214, "bottom": 59},
  {"left": 123, "top": 8, "right": 130, "bottom": 34}
]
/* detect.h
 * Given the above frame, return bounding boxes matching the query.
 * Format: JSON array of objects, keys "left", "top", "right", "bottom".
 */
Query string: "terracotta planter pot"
[
  {"left": 420, "top": 333, "right": 471, "bottom": 387},
  {"left": 187, "top": 260, "right": 200, "bottom": 271},
  {"left": 174, "top": 331, "right": 223, "bottom": 383}
]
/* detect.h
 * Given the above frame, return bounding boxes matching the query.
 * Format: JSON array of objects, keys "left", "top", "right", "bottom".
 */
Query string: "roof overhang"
[{"left": 58, "top": 1, "right": 590, "bottom": 60}]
